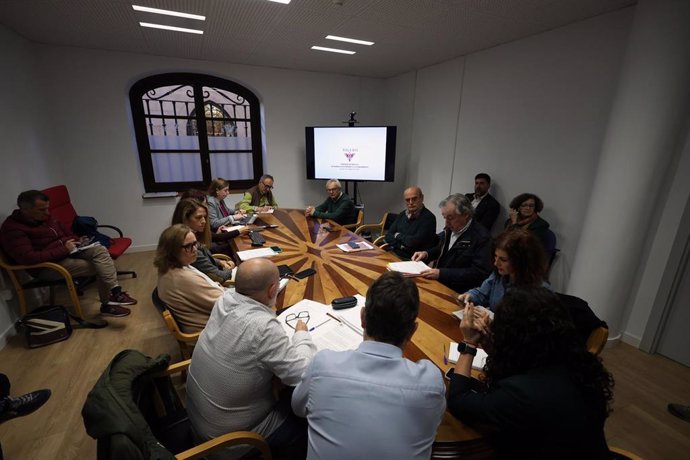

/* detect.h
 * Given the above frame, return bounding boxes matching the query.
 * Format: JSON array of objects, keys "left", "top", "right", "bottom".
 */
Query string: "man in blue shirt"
[{"left": 291, "top": 271, "right": 446, "bottom": 460}]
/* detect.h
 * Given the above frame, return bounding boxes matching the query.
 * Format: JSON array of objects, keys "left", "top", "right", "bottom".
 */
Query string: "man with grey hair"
[
  {"left": 239, "top": 174, "right": 278, "bottom": 212},
  {"left": 187, "top": 258, "right": 316, "bottom": 459},
  {"left": 412, "top": 193, "right": 492, "bottom": 294},
  {"left": 305, "top": 179, "right": 357, "bottom": 226}
]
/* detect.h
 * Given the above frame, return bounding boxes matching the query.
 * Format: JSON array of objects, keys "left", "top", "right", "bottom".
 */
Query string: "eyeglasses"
[
  {"left": 261, "top": 183, "right": 274, "bottom": 190},
  {"left": 181, "top": 241, "right": 200, "bottom": 252},
  {"left": 285, "top": 311, "right": 310, "bottom": 330}
]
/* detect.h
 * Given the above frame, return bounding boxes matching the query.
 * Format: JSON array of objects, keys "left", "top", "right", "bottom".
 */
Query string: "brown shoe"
[{"left": 100, "top": 304, "right": 131, "bottom": 317}]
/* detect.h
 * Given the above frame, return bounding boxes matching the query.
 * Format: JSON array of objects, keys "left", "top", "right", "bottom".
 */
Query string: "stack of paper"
[
  {"left": 278, "top": 299, "right": 363, "bottom": 352},
  {"left": 237, "top": 247, "right": 279, "bottom": 261},
  {"left": 336, "top": 241, "right": 374, "bottom": 253},
  {"left": 451, "top": 306, "right": 495, "bottom": 321},
  {"left": 334, "top": 294, "right": 366, "bottom": 335},
  {"left": 448, "top": 341, "right": 488, "bottom": 370},
  {"left": 386, "top": 261, "right": 430, "bottom": 276}
]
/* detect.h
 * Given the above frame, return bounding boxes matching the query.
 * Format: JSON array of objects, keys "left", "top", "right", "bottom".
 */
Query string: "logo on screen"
[{"left": 343, "top": 148, "right": 357, "bottom": 162}]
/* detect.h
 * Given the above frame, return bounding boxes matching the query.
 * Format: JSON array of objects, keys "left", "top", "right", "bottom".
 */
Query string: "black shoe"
[
  {"left": 668, "top": 403, "right": 690, "bottom": 422},
  {"left": 0, "top": 389, "right": 51, "bottom": 423},
  {"left": 100, "top": 304, "right": 131, "bottom": 317}
]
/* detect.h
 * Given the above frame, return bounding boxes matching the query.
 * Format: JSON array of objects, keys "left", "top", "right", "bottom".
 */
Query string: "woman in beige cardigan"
[{"left": 154, "top": 224, "right": 224, "bottom": 333}]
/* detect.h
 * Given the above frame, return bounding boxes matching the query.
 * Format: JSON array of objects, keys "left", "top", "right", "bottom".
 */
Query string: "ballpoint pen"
[
  {"left": 443, "top": 344, "right": 448, "bottom": 365},
  {"left": 325, "top": 312, "right": 342, "bottom": 324}
]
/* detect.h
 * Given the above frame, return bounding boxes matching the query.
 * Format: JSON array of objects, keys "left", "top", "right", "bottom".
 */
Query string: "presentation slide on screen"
[{"left": 313, "top": 127, "right": 387, "bottom": 181}]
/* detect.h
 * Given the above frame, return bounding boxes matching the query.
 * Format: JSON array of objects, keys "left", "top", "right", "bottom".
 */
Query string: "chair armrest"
[
  {"left": 97, "top": 224, "right": 124, "bottom": 238},
  {"left": 176, "top": 431, "right": 271, "bottom": 460},
  {"left": 1, "top": 260, "right": 74, "bottom": 279},
  {"left": 213, "top": 254, "right": 232, "bottom": 261},
  {"left": 354, "top": 224, "right": 382, "bottom": 235},
  {"left": 373, "top": 236, "right": 388, "bottom": 248}
]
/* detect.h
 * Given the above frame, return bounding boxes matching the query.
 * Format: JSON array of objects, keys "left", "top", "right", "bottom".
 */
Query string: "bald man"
[
  {"left": 187, "top": 258, "right": 316, "bottom": 459},
  {"left": 384, "top": 186, "right": 438, "bottom": 259}
]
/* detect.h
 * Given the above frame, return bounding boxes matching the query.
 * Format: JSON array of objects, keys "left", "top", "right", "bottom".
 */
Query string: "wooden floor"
[{"left": 1, "top": 251, "right": 689, "bottom": 459}]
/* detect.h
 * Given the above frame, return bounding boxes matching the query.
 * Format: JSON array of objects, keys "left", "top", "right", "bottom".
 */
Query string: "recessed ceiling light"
[
  {"left": 139, "top": 22, "right": 204, "bottom": 34},
  {"left": 268, "top": 0, "right": 291, "bottom": 4},
  {"left": 325, "top": 35, "right": 374, "bottom": 46},
  {"left": 132, "top": 5, "right": 205, "bottom": 20},
  {"left": 311, "top": 46, "right": 356, "bottom": 55}
]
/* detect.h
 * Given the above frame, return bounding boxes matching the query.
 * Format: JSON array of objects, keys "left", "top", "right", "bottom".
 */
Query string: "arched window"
[{"left": 129, "top": 73, "right": 263, "bottom": 193}]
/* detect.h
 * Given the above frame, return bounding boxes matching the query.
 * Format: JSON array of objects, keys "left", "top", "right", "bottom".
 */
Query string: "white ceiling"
[{"left": 0, "top": 0, "right": 636, "bottom": 79}]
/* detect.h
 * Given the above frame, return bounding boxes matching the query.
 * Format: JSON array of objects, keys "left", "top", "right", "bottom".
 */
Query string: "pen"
[
  {"left": 443, "top": 344, "right": 448, "bottom": 365},
  {"left": 326, "top": 312, "right": 342, "bottom": 324}
]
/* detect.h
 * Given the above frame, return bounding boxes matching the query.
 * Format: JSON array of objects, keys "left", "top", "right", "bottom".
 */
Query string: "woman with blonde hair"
[
  {"left": 154, "top": 224, "right": 224, "bottom": 333},
  {"left": 171, "top": 198, "right": 236, "bottom": 283}
]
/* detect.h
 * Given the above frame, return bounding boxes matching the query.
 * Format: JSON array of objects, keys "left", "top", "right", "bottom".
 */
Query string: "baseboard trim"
[
  {"left": 128, "top": 244, "right": 156, "bottom": 253},
  {"left": 621, "top": 331, "right": 642, "bottom": 348}
]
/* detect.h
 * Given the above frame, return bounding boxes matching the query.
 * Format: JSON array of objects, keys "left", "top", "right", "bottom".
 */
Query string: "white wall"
[
  {"left": 33, "top": 45, "right": 399, "bottom": 252},
  {"left": 0, "top": 26, "right": 66, "bottom": 346},
  {"left": 408, "top": 8, "right": 635, "bottom": 293}
]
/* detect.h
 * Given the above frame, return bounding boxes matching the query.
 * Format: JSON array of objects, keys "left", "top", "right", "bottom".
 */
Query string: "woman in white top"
[{"left": 154, "top": 224, "right": 224, "bottom": 333}]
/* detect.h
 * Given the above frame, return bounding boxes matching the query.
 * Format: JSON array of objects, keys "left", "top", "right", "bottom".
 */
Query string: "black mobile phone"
[
  {"left": 270, "top": 246, "right": 282, "bottom": 253},
  {"left": 295, "top": 268, "right": 316, "bottom": 279},
  {"left": 347, "top": 241, "right": 360, "bottom": 249}
]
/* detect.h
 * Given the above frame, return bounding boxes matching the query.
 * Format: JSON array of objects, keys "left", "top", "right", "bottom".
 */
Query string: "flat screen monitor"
[{"left": 305, "top": 126, "right": 396, "bottom": 182}]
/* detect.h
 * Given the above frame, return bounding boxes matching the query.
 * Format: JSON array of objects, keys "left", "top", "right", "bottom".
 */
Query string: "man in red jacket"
[{"left": 0, "top": 190, "right": 136, "bottom": 317}]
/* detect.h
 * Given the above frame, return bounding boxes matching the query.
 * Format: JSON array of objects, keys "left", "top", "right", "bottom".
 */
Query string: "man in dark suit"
[
  {"left": 465, "top": 173, "right": 500, "bottom": 231},
  {"left": 412, "top": 194, "right": 492, "bottom": 294},
  {"left": 384, "top": 186, "right": 438, "bottom": 260}
]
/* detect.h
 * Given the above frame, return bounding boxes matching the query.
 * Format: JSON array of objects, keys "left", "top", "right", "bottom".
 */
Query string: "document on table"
[
  {"left": 336, "top": 241, "right": 374, "bottom": 253},
  {"left": 386, "top": 260, "right": 430, "bottom": 276},
  {"left": 452, "top": 306, "right": 494, "bottom": 321},
  {"left": 221, "top": 225, "right": 245, "bottom": 233},
  {"left": 334, "top": 294, "right": 366, "bottom": 335},
  {"left": 448, "top": 341, "right": 488, "bottom": 370},
  {"left": 237, "top": 247, "right": 279, "bottom": 261},
  {"left": 278, "top": 299, "right": 362, "bottom": 352}
]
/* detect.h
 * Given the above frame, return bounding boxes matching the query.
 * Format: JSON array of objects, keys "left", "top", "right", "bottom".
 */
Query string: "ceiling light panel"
[
  {"left": 139, "top": 22, "right": 204, "bottom": 34},
  {"left": 311, "top": 46, "right": 355, "bottom": 55},
  {"left": 267, "top": 0, "right": 291, "bottom": 4},
  {"left": 132, "top": 5, "right": 205, "bottom": 20},
  {"left": 325, "top": 35, "right": 374, "bottom": 46}
]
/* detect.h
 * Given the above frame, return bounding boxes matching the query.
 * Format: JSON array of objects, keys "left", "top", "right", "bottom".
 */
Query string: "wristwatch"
[{"left": 456, "top": 342, "right": 477, "bottom": 356}]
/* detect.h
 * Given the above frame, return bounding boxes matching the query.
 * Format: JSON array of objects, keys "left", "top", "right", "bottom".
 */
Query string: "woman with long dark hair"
[
  {"left": 457, "top": 229, "right": 548, "bottom": 312},
  {"left": 448, "top": 287, "right": 614, "bottom": 459}
]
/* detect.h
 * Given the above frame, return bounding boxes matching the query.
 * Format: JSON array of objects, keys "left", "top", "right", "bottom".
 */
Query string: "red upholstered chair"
[{"left": 42, "top": 185, "right": 136, "bottom": 278}]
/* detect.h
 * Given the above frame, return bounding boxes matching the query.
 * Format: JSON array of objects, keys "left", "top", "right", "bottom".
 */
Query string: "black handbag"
[{"left": 19, "top": 305, "right": 108, "bottom": 348}]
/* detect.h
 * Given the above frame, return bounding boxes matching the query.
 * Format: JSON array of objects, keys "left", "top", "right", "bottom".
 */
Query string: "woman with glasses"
[
  {"left": 206, "top": 178, "right": 246, "bottom": 231},
  {"left": 457, "top": 229, "right": 549, "bottom": 312},
  {"left": 172, "top": 198, "right": 236, "bottom": 284},
  {"left": 154, "top": 224, "right": 224, "bottom": 333},
  {"left": 505, "top": 192, "right": 550, "bottom": 248}
]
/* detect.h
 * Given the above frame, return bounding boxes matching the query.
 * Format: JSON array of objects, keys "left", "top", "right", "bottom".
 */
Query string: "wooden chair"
[
  {"left": 586, "top": 326, "right": 609, "bottom": 355},
  {"left": 610, "top": 446, "right": 643, "bottom": 459},
  {"left": 84, "top": 351, "right": 271, "bottom": 460},
  {"left": 42, "top": 185, "right": 136, "bottom": 278},
  {"left": 0, "top": 248, "right": 86, "bottom": 318},
  {"left": 354, "top": 211, "right": 396, "bottom": 239},
  {"left": 342, "top": 209, "right": 364, "bottom": 231},
  {"left": 151, "top": 288, "right": 199, "bottom": 360},
  {"left": 163, "top": 310, "right": 199, "bottom": 360}
]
